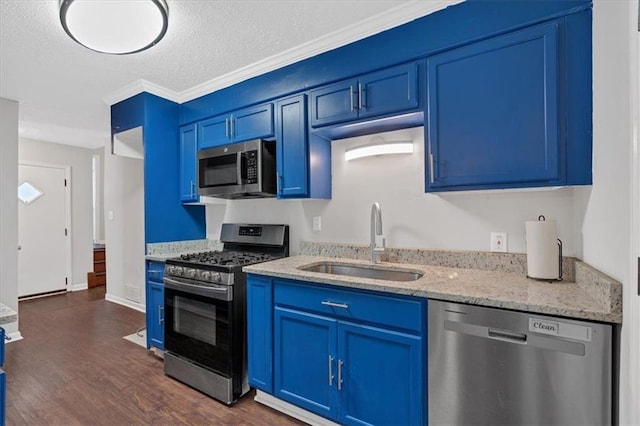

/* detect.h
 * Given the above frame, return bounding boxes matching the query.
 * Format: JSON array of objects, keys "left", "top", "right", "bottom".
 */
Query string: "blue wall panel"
[
  {"left": 112, "top": 93, "right": 206, "bottom": 244},
  {"left": 180, "top": 0, "right": 591, "bottom": 124}
]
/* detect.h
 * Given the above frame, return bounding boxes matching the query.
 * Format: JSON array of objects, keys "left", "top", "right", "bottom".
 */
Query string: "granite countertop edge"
[{"left": 243, "top": 255, "right": 622, "bottom": 324}]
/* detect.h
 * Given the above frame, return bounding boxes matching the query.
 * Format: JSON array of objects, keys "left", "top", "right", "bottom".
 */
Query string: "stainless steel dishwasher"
[{"left": 428, "top": 300, "right": 613, "bottom": 425}]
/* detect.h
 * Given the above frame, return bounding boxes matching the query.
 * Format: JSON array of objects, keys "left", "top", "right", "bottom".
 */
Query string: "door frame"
[{"left": 18, "top": 161, "right": 72, "bottom": 293}]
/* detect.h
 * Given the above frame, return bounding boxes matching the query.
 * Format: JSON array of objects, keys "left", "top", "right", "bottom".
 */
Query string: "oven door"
[{"left": 163, "top": 277, "right": 234, "bottom": 377}]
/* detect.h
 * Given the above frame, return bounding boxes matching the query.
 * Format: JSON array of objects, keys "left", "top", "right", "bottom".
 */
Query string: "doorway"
[{"left": 17, "top": 162, "right": 71, "bottom": 298}]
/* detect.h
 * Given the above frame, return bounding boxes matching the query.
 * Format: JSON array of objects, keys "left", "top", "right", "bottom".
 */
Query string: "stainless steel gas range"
[{"left": 162, "top": 223, "right": 289, "bottom": 405}]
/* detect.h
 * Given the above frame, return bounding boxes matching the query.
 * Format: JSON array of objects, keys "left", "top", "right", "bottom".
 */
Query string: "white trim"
[
  {"left": 254, "top": 390, "right": 340, "bottom": 426},
  {"left": 5, "top": 331, "right": 23, "bottom": 343},
  {"left": 71, "top": 283, "right": 88, "bottom": 292},
  {"left": 102, "top": 0, "right": 463, "bottom": 106},
  {"left": 105, "top": 292, "right": 145, "bottom": 313},
  {"left": 18, "top": 161, "right": 73, "bottom": 294},
  {"left": 101, "top": 79, "right": 181, "bottom": 106}
]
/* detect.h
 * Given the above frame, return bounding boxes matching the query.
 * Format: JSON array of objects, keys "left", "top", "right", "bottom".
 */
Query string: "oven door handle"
[{"left": 164, "top": 277, "right": 232, "bottom": 302}]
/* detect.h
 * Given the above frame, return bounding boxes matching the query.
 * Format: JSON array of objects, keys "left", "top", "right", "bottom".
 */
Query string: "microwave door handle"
[{"left": 236, "top": 152, "right": 243, "bottom": 184}]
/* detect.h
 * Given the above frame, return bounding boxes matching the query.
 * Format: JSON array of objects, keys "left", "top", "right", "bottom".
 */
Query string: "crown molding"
[
  {"left": 102, "top": 79, "right": 181, "bottom": 106},
  {"left": 103, "top": 0, "right": 462, "bottom": 106}
]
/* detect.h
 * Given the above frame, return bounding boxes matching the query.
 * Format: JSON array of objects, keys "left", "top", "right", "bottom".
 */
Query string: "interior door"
[{"left": 18, "top": 163, "right": 68, "bottom": 297}]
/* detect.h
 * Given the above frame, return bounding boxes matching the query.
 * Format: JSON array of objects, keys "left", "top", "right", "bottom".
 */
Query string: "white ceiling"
[{"left": 0, "top": 0, "right": 457, "bottom": 149}]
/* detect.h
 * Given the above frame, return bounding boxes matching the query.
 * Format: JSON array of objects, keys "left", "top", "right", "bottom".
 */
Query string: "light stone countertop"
[
  {"left": 0, "top": 303, "right": 18, "bottom": 325},
  {"left": 243, "top": 255, "right": 622, "bottom": 324},
  {"left": 145, "top": 239, "right": 223, "bottom": 263}
]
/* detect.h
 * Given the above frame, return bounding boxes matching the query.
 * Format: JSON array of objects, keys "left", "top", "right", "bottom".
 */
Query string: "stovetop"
[{"left": 175, "top": 250, "right": 280, "bottom": 268}]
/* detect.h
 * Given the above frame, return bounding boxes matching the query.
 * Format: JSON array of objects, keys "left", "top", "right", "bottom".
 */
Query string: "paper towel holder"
[{"left": 527, "top": 215, "right": 564, "bottom": 282}]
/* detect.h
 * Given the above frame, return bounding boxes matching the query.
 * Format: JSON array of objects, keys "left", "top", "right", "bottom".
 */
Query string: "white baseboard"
[
  {"left": 71, "top": 282, "right": 88, "bottom": 291},
  {"left": 105, "top": 293, "right": 145, "bottom": 313},
  {"left": 254, "top": 390, "right": 339, "bottom": 426},
  {"left": 5, "top": 331, "right": 23, "bottom": 343}
]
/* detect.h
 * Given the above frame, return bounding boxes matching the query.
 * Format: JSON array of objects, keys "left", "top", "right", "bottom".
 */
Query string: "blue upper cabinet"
[
  {"left": 199, "top": 102, "right": 274, "bottom": 149},
  {"left": 310, "top": 62, "right": 419, "bottom": 128},
  {"left": 276, "top": 94, "right": 309, "bottom": 198},
  {"left": 425, "top": 15, "right": 591, "bottom": 192},
  {"left": 275, "top": 94, "right": 332, "bottom": 199},
  {"left": 179, "top": 124, "right": 199, "bottom": 203}
]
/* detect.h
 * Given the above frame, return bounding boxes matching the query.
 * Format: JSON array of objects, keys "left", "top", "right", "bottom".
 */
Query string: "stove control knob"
[
  {"left": 165, "top": 266, "right": 173, "bottom": 275},
  {"left": 185, "top": 268, "right": 197, "bottom": 279},
  {"left": 210, "top": 272, "right": 221, "bottom": 283},
  {"left": 172, "top": 266, "right": 183, "bottom": 277},
  {"left": 200, "top": 271, "right": 211, "bottom": 281}
]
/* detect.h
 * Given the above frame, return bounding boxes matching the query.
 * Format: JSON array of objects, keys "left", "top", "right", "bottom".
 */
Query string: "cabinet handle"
[
  {"left": 338, "top": 359, "right": 344, "bottom": 391},
  {"left": 276, "top": 172, "right": 282, "bottom": 194},
  {"left": 190, "top": 180, "right": 195, "bottom": 198},
  {"left": 349, "top": 86, "right": 354, "bottom": 112},
  {"left": 358, "top": 82, "right": 363, "bottom": 110},
  {"left": 225, "top": 118, "right": 229, "bottom": 138},
  {"left": 321, "top": 301, "right": 349, "bottom": 309},
  {"left": 230, "top": 115, "right": 235, "bottom": 138},
  {"left": 328, "top": 355, "right": 334, "bottom": 386},
  {"left": 159, "top": 306, "right": 164, "bottom": 325},
  {"left": 429, "top": 153, "right": 435, "bottom": 184}
]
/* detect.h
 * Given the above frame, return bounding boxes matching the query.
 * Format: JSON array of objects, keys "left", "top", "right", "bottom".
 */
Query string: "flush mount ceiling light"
[
  {"left": 59, "top": 0, "right": 169, "bottom": 55},
  {"left": 344, "top": 138, "right": 414, "bottom": 161}
]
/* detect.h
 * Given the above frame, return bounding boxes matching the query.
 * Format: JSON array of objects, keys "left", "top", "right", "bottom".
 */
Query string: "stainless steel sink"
[{"left": 299, "top": 262, "right": 423, "bottom": 282}]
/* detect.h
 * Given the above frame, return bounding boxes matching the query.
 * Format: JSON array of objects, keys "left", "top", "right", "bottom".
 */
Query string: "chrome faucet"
[{"left": 370, "top": 202, "right": 386, "bottom": 263}]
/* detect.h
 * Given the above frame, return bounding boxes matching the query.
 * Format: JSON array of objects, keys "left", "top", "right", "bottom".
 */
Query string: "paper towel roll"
[{"left": 525, "top": 218, "right": 560, "bottom": 280}]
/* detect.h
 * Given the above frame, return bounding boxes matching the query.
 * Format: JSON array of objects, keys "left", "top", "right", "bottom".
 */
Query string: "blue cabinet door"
[
  {"left": 232, "top": 103, "right": 274, "bottom": 142},
  {"left": 310, "top": 79, "right": 359, "bottom": 127},
  {"left": 338, "top": 322, "right": 423, "bottom": 426},
  {"left": 426, "top": 21, "right": 561, "bottom": 191},
  {"left": 199, "top": 114, "right": 230, "bottom": 149},
  {"left": 179, "top": 124, "right": 199, "bottom": 202},
  {"left": 274, "top": 307, "right": 339, "bottom": 420},
  {"left": 247, "top": 275, "right": 274, "bottom": 392},
  {"left": 147, "top": 282, "right": 164, "bottom": 350},
  {"left": 0, "top": 369, "right": 4, "bottom": 426},
  {"left": 276, "top": 94, "right": 309, "bottom": 198},
  {"left": 146, "top": 261, "right": 164, "bottom": 350},
  {"left": 359, "top": 62, "right": 419, "bottom": 120}
]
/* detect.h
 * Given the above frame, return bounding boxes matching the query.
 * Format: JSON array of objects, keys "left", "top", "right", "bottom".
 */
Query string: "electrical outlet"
[
  {"left": 312, "top": 216, "right": 322, "bottom": 232},
  {"left": 490, "top": 232, "right": 508, "bottom": 253}
]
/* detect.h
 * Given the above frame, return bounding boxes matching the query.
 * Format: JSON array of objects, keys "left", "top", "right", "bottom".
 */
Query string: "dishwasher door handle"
[{"left": 488, "top": 328, "right": 527, "bottom": 343}]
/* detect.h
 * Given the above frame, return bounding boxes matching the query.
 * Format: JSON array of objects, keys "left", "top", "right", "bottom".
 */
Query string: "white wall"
[
  {"left": 208, "top": 127, "right": 579, "bottom": 256},
  {"left": 585, "top": 1, "right": 640, "bottom": 424},
  {"left": 103, "top": 148, "right": 145, "bottom": 311},
  {"left": 0, "top": 97, "right": 19, "bottom": 335},
  {"left": 93, "top": 147, "right": 105, "bottom": 243},
  {"left": 18, "top": 138, "right": 94, "bottom": 288}
]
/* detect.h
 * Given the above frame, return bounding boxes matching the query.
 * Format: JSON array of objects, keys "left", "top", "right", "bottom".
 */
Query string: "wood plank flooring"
[{"left": 5, "top": 287, "right": 304, "bottom": 425}]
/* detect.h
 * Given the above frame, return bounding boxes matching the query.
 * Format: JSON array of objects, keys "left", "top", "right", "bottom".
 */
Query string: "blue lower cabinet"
[
  {"left": 146, "top": 262, "right": 164, "bottom": 350},
  {"left": 0, "top": 369, "right": 5, "bottom": 426},
  {"left": 0, "top": 326, "right": 4, "bottom": 426},
  {"left": 247, "top": 275, "right": 274, "bottom": 392},
  {"left": 266, "top": 278, "right": 426, "bottom": 425}
]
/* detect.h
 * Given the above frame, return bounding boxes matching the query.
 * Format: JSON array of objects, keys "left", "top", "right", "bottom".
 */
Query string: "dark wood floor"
[{"left": 5, "top": 287, "right": 304, "bottom": 425}]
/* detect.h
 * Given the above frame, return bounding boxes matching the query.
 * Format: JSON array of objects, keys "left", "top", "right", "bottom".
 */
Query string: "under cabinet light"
[
  {"left": 344, "top": 140, "right": 414, "bottom": 161},
  {"left": 59, "top": 0, "right": 169, "bottom": 55}
]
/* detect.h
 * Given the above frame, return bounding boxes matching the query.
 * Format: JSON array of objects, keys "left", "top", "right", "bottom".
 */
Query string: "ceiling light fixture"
[
  {"left": 344, "top": 138, "right": 414, "bottom": 161},
  {"left": 59, "top": 0, "right": 169, "bottom": 55}
]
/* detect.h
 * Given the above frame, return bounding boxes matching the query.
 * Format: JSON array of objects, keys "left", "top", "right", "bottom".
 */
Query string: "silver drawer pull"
[{"left": 321, "top": 301, "right": 349, "bottom": 309}]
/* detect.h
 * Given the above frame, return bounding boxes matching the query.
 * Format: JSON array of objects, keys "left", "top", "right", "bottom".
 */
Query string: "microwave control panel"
[{"left": 246, "top": 151, "right": 258, "bottom": 183}]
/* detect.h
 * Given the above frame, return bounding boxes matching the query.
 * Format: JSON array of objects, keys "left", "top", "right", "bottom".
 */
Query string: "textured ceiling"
[{"left": 0, "top": 0, "right": 437, "bottom": 149}]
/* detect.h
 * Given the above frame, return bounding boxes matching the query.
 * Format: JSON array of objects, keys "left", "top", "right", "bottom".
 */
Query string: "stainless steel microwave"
[{"left": 198, "top": 139, "right": 277, "bottom": 199}]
